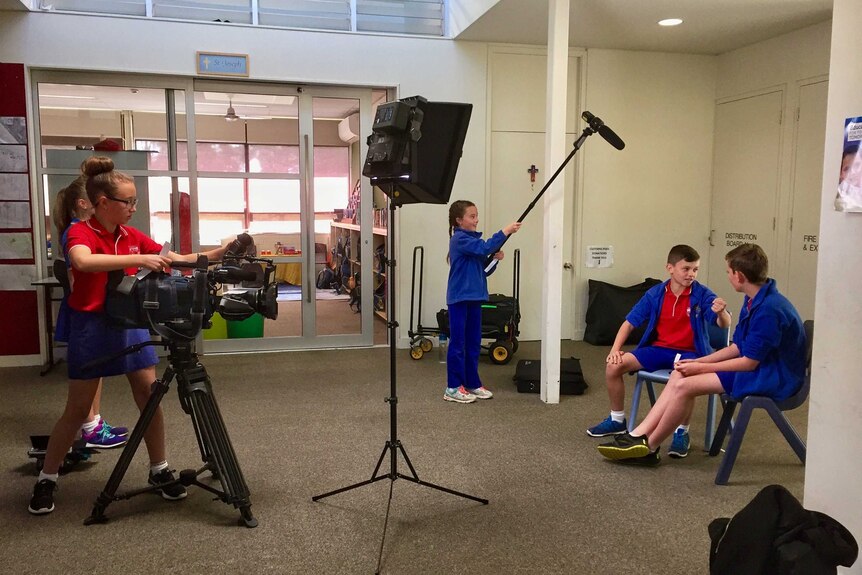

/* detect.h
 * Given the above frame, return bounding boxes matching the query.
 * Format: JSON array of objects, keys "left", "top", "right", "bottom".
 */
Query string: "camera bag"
[{"left": 512, "top": 357, "right": 588, "bottom": 395}]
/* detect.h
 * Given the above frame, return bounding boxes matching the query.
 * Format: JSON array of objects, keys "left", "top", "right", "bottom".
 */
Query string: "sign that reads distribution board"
[{"left": 196, "top": 52, "right": 249, "bottom": 77}]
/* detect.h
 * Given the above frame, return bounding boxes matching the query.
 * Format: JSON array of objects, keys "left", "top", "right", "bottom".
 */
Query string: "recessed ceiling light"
[{"left": 658, "top": 18, "right": 683, "bottom": 27}]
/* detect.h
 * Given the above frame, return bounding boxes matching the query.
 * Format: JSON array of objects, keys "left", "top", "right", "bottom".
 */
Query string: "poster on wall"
[{"left": 834, "top": 116, "right": 862, "bottom": 212}]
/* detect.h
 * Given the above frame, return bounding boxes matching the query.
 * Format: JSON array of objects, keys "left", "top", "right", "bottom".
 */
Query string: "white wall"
[
  {"left": 449, "top": 0, "right": 500, "bottom": 37},
  {"left": 578, "top": 49, "right": 717, "bottom": 335},
  {"left": 804, "top": 0, "right": 862, "bottom": 566}
]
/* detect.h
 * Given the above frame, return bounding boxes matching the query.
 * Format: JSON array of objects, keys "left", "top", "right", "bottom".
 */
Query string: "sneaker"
[
  {"left": 443, "top": 386, "right": 477, "bottom": 404},
  {"left": 466, "top": 386, "right": 493, "bottom": 400},
  {"left": 668, "top": 429, "right": 690, "bottom": 459},
  {"left": 28, "top": 479, "right": 57, "bottom": 515},
  {"left": 586, "top": 415, "right": 627, "bottom": 437},
  {"left": 597, "top": 432, "right": 651, "bottom": 460},
  {"left": 100, "top": 418, "right": 129, "bottom": 437},
  {"left": 148, "top": 468, "right": 187, "bottom": 501},
  {"left": 82, "top": 424, "right": 127, "bottom": 449},
  {"left": 618, "top": 447, "right": 662, "bottom": 467}
]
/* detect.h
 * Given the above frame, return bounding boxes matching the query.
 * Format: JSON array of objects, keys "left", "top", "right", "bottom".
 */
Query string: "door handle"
[
  {"left": 563, "top": 262, "right": 573, "bottom": 270},
  {"left": 708, "top": 229, "right": 715, "bottom": 247}
]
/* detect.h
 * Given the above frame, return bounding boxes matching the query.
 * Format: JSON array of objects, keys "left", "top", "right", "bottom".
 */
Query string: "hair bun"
[{"left": 81, "top": 156, "right": 115, "bottom": 178}]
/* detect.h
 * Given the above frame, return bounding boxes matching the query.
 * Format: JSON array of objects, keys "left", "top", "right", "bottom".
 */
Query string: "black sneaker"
[
  {"left": 28, "top": 479, "right": 57, "bottom": 515},
  {"left": 596, "top": 432, "right": 650, "bottom": 460},
  {"left": 619, "top": 447, "right": 662, "bottom": 467},
  {"left": 148, "top": 468, "right": 187, "bottom": 501}
]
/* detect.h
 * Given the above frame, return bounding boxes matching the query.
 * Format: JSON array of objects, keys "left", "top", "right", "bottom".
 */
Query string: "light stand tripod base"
[{"left": 312, "top": 201, "right": 487, "bottom": 574}]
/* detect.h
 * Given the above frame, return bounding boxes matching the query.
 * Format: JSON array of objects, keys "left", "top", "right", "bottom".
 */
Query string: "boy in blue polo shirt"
[
  {"left": 586, "top": 244, "right": 731, "bottom": 460},
  {"left": 597, "top": 243, "right": 806, "bottom": 465}
]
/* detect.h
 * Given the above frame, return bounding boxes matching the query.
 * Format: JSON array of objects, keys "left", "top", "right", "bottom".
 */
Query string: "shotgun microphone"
[{"left": 581, "top": 111, "right": 625, "bottom": 150}]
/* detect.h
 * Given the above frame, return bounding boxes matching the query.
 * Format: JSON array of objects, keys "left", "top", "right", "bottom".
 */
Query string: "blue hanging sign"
[{"left": 196, "top": 52, "right": 250, "bottom": 77}]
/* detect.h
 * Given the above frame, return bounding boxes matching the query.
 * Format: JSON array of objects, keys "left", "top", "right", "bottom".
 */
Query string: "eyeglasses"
[{"left": 105, "top": 195, "right": 138, "bottom": 208}]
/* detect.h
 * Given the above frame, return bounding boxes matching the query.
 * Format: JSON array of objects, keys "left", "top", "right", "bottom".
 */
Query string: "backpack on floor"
[{"left": 512, "top": 357, "right": 588, "bottom": 395}]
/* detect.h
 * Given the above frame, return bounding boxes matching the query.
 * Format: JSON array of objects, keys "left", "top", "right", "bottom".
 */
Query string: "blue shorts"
[
  {"left": 717, "top": 371, "right": 736, "bottom": 393},
  {"left": 630, "top": 346, "right": 698, "bottom": 372},
  {"left": 67, "top": 308, "right": 158, "bottom": 381}
]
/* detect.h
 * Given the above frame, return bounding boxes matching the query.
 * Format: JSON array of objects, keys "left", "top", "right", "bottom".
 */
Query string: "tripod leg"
[
  {"left": 184, "top": 372, "right": 257, "bottom": 527},
  {"left": 375, "top": 479, "right": 395, "bottom": 575},
  {"left": 312, "top": 443, "right": 390, "bottom": 502},
  {"left": 85, "top": 369, "right": 174, "bottom": 525},
  {"left": 396, "top": 443, "right": 488, "bottom": 505}
]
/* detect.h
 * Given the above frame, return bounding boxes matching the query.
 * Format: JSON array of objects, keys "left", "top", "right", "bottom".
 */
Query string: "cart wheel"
[
  {"left": 511, "top": 337, "right": 519, "bottom": 354},
  {"left": 410, "top": 346, "right": 424, "bottom": 360},
  {"left": 489, "top": 341, "right": 513, "bottom": 365},
  {"left": 420, "top": 338, "right": 433, "bottom": 353}
]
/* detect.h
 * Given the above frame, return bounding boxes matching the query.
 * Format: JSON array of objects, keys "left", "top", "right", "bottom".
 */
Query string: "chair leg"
[
  {"left": 646, "top": 382, "right": 657, "bottom": 405},
  {"left": 709, "top": 400, "right": 738, "bottom": 457},
  {"left": 763, "top": 405, "right": 807, "bottom": 464},
  {"left": 715, "top": 402, "right": 754, "bottom": 485},
  {"left": 628, "top": 379, "right": 644, "bottom": 433},
  {"left": 703, "top": 394, "right": 717, "bottom": 451}
]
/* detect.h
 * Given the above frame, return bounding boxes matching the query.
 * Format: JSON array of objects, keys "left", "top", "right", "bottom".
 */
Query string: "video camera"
[{"left": 105, "top": 234, "right": 278, "bottom": 341}]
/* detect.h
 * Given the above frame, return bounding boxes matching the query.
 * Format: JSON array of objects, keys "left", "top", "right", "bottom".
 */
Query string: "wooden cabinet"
[{"left": 329, "top": 221, "right": 388, "bottom": 320}]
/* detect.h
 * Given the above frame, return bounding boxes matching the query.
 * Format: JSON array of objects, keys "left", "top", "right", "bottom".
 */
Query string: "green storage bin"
[
  {"left": 226, "top": 313, "right": 264, "bottom": 339},
  {"left": 203, "top": 311, "right": 228, "bottom": 340}
]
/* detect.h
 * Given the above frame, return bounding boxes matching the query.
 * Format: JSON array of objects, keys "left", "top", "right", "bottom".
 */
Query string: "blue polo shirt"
[{"left": 729, "top": 279, "right": 806, "bottom": 401}]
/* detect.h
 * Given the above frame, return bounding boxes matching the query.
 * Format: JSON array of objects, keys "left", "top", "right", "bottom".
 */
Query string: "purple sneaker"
[
  {"left": 82, "top": 424, "right": 127, "bottom": 449},
  {"left": 99, "top": 418, "right": 129, "bottom": 437}
]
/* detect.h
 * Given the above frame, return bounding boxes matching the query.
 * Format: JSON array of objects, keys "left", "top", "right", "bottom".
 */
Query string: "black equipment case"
[{"left": 512, "top": 357, "right": 588, "bottom": 395}]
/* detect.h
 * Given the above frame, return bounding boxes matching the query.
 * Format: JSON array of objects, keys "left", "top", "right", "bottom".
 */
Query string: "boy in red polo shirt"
[{"left": 586, "top": 245, "right": 731, "bottom": 461}]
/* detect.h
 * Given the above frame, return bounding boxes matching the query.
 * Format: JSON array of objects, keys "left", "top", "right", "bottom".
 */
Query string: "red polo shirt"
[
  {"left": 652, "top": 284, "right": 696, "bottom": 351},
  {"left": 66, "top": 219, "right": 162, "bottom": 312}
]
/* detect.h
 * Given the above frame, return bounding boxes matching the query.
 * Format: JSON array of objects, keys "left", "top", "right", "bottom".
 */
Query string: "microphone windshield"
[
  {"left": 598, "top": 125, "right": 625, "bottom": 150},
  {"left": 225, "top": 233, "right": 253, "bottom": 257}
]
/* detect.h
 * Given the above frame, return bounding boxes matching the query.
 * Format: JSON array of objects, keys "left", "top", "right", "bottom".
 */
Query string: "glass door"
[{"left": 196, "top": 81, "right": 377, "bottom": 352}]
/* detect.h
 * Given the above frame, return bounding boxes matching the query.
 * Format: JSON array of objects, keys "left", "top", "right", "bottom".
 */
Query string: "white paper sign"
[{"left": 586, "top": 245, "right": 614, "bottom": 268}]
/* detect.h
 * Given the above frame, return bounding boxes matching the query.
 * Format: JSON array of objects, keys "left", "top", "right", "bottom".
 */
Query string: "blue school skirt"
[{"left": 67, "top": 308, "right": 158, "bottom": 381}]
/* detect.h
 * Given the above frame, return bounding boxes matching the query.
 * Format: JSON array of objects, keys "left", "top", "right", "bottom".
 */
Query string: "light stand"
[
  {"left": 84, "top": 338, "right": 257, "bottom": 528},
  {"left": 312, "top": 197, "right": 487, "bottom": 575}
]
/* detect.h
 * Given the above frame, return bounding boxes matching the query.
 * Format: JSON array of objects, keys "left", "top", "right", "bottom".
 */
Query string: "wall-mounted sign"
[
  {"left": 725, "top": 231, "right": 758, "bottom": 248},
  {"left": 835, "top": 115, "right": 862, "bottom": 212},
  {"left": 196, "top": 52, "right": 249, "bottom": 77},
  {"left": 585, "top": 245, "right": 614, "bottom": 268}
]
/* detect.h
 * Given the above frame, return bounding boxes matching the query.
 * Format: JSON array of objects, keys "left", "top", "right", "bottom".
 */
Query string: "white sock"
[
  {"left": 150, "top": 460, "right": 168, "bottom": 474},
  {"left": 39, "top": 471, "right": 59, "bottom": 483},
  {"left": 81, "top": 418, "right": 99, "bottom": 434},
  {"left": 610, "top": 410, "right": 625, "bottom": 423},
  {"left": 676, "top": 424, "right": 690, "bottom": 433}
]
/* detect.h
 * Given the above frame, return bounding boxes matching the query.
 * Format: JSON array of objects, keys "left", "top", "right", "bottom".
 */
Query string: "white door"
[
  {"left": 786, "top": 80, "right": 828, "bottom": 321},
  {"left": 708, "top": 90, "right": 783, "bottom": 315}
]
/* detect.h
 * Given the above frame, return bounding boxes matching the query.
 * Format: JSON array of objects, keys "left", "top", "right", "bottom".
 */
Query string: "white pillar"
[
  {"left": 540, "top": 0, "right": 569, "bottom": 404},
  {"left": 803, "top": 0, "right": 862, "bottom": 557}
]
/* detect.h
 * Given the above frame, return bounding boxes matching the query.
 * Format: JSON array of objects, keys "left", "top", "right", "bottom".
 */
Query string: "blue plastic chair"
[
  {"left": 708, "top": 320, "right": 813, "bottom": 485},
  {"left": 627, "top": 322, "right": 730, "bottom": 450}
]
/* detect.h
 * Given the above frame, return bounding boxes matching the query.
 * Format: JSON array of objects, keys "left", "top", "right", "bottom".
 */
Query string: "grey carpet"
[{"left": 0, "top": 340, "right": 807, "bottom": 574}]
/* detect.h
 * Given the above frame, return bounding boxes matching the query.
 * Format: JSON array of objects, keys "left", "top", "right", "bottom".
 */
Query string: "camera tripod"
[
  {"left": 84, "top": 338, "right": 257, "bottom": 528},
  {"left": 313, "top": 201, "right": 487, "bottom": 574}
]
